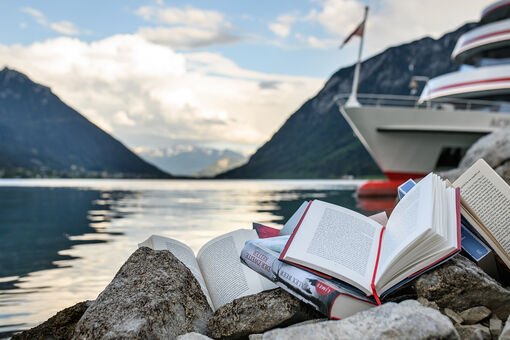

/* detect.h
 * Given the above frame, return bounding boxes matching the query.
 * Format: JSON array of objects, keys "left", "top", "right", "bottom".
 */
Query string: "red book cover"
[{"left": 252, "top": 223, "right": 280, "bottom": 239}]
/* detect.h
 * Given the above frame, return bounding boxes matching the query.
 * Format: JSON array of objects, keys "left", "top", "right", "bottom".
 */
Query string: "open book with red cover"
[{"left": 279, "top": 173, "right": 461, "bottom": 302}]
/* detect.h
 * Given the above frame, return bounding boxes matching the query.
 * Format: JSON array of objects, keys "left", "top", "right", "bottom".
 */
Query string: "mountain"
[
  {"left": 0, "top": 67, "right": 169, "bottom": 178},
  {"left": 194, "top": 156, "right": 246, "bottom": 177},
  {"left": 136, "top": 145, "right": 245, "bottom": 176},
  {"left": 218, "top": 23, "right": 476, "bottom": 179}
]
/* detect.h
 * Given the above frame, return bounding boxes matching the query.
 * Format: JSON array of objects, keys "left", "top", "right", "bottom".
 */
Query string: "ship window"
[{"left": 435, "top": 147, "right": 466, "bottom": 171}]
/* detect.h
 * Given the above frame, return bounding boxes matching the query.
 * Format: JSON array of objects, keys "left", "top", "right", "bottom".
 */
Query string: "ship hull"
[{"left": 340, "top": 105, "right": 510, "bottom": 180}]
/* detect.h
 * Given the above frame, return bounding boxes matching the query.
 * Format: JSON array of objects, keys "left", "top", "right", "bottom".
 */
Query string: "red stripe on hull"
[
  {"left": 483, "top": 1, "right": 510, "bottom": 19},
  {"left": 384, "top": 171, "right": 426, "bottom": 181},
  {"left": 430, "top": 76, "right": 510, "bottom": 94},
  {"left": 357, "top": 172, "right": 425, "bottom": 197},
  {"left": 461, "top": 28, "right": 510, "bottom": 48}
]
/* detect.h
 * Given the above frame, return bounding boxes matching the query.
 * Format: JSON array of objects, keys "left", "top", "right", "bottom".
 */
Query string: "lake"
[{"left": 0, "top": 179, "right": 395, "bottom": 338}]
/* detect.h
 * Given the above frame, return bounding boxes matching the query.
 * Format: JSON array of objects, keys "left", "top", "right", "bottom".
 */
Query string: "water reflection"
[
  {"left": 0, "top": 188, "right": 132, "bottom": 281},
  {"left": 0, "top": 179, "right": 377, "bottom": 338}
]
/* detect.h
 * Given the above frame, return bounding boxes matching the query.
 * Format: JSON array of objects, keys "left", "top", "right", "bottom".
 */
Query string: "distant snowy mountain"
[
  {"left": 136, "top": 145, "right": 246, "bottom": 176},
  {"left": 194, "top": 156, "right": 246, "bottom": 177}
]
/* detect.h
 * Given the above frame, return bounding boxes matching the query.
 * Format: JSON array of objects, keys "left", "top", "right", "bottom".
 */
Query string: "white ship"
[{"left": 339, "top": 1, "right": 510, "bottom": 195}]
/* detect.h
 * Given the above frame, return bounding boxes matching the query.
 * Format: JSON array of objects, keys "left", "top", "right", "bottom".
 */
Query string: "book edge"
[
  {"left": 279, "top": 200, "right": 314, "bottom": 259},
  {"left": 403, "top": 187, "right": 462, "bottom": 280}
]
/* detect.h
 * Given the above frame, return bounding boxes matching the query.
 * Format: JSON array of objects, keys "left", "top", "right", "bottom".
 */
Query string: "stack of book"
[{"left": 241, "top": 159, "right": 510, "bottom": 319}]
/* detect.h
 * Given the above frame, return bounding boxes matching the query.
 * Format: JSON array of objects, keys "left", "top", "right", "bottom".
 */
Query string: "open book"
[
  {"left": 453, "top": 159, "right": 510, "bottom": 270},
  {"left": 279, "top": 173, "right": 461, "bottom": 300},
  {"left": 139, "top": 230, "right": 276, "bottom": 311}
]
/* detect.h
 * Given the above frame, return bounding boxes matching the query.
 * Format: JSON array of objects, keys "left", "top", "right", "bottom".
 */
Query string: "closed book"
[{"left": 241, "top": 240, "right": 376, "bottom": 319}]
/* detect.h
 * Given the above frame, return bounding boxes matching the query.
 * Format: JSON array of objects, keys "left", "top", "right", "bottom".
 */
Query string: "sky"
[{"left": 0, "top": 0, "right": 490, "bottom": 156}]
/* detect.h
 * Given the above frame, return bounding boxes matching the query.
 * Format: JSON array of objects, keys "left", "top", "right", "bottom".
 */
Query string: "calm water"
[{"left": 0, "top": 179, "right": 392, "bottom": 338}]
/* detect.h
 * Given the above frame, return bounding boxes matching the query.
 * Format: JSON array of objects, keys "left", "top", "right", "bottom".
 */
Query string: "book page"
[
  {"left": 454, "top": 159, "right": 510, "bottom": 264},
  {"left": 377, "top": 174, "right": 433, "bottom": 280},
  {"left": 282, "top": 200, "right": 382, "bottom": 294},
  {"left": 139, "top": 235, "right": 213, "bottom": 307},
  {"left": 197, "top": 229, "right": 276, "bottom": 310}
]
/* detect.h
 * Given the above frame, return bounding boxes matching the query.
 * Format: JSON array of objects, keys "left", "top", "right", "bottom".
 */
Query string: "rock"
[
  {"left": 248, "top": 318, "right": 328, "bottom": 340},
  {"left": 417, "top": 297, "right": 440, "bottom": 310},
  {"left": 259, "top": 300, "right": 459, "bottom": 340},
  {"left": 455, "top": 324, "right": 491, "bottom": 340},
  {"left": 208, "top": 288, "right": 322, "bottom": 339},
  {"left": 73, "top": 247, "right": 213, "bottom": 340},
  {"left": 247, "top": 318, "right": 327, "bottom": 340},
  {"left": 177, "top": 333, "right": 214, "bottom": 340},
  {"left": 415, "top": 255, "right": 510, "bottom": 319},
  {"left": 444, "top": 308, "right": 464, "bottom": 325},
  {"left": 500, "top": 316, "right": 510, "bottom": 340},
  {"left": 12, "top": 301, "right": 92, "bottom": 340},
  {"left": 496, "top": 161, "right": 510, "bottom": 182},
  {"left": 460, "top": 307, "right": 491, "bottom": 325},
  {"left": 282, "top": 318, "right": 328, "bottom": 328},
  {"left": 440, "top": 125, "right": 510, "bottom": 183},
  {"left": 489, "top": 315, "right": 502, "bottom": 339}
]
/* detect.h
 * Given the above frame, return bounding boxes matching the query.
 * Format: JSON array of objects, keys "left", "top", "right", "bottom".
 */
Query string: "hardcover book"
[
  {"left": 453, "top": 159, "right": 510, "bottom": 271},
  {"left": 279, "top": 173, "right": 461, "bottom": 301},
  {"left": 398, "top": 172, "right": 500, "bottom": 279},
  {"left": 241, "top": 240, "right": 377, "bottom": 319}
]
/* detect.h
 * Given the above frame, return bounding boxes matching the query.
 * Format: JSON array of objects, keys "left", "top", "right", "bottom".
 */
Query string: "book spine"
[{"left": 241, "top": 241, "right": 375, "bottom": 319}]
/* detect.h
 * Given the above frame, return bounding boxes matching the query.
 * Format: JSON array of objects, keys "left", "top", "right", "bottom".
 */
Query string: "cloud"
[
  {"left": 21, "top": 7, "right": 47, "bottom": 25},
  {"left": 294, "top": 33, "right": 338, "bottom": 49},
  {"left": 259, "top": 80, "right": 281, "bottom": 89},
  {"left": 0, "top": 35, "right": 323, "bottom": 152},
  {"left": 157, "top": 7, "right": 223, "bottom": 29},
  {"left": 268, "top": 14, "right": 297, "bottom": 38},
  {"left": 135, "top": 5, "right": 242, "bottom": 49},
  {"left": 137, "top": 26, "right": 242, "bottom": 49},
  {"left": 314, "top": 0, "right": 489, "bottom": 55},
  {"left": 50, "top": 21, "right": 79, "bottom": 35},
  {"left": 114, "top": 110, "right": 136, "bottom": 126},
  {"left": 20, "top": 7, "right": 82, "bottom": 36}
]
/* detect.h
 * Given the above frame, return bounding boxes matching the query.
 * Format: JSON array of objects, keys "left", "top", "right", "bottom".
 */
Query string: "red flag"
[{"left": 340, "top": 21, "right": 365, "bottom": 48}]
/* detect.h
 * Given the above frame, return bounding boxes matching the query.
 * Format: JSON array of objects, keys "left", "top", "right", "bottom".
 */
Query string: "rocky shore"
[
  {"left": 12, "top": 126, "right": 510, "bottom": 340},
  {"left": 12, "top": 247, "right": 510, "bottom": 340}
]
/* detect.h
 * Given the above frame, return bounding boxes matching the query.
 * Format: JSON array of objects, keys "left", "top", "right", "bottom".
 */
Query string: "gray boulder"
[
  {"left": 501, "top": 316, "right": 510, "bottom": 340},
  {"left": 455, "top": 324, "right": 490, "bottom": 340},
  {"left": 259, "top": 300, "right": 459, "bottom": 340},
  {"left": 248, "top": 319, "right": 327, "bottom": 340},
  {"left": 415, "top": 255, "right": 510, "bottom": 320},
  {"left": 489, "top": 315, "right": 502, "bottom": 339},
  {"left": 459, "top": 306, "right": 491, "bottom": 325},
  {"left": 209, "top": 288, "right": 322, "bottom": 339},
  {"left": 73, "top": 247, "right": 213, "bottom": 340},
  {"left": 177, "top": 333, "right": 213, "bottom": 340},
  {"left": 12, "top": 300, "right": 92, "bottom": 340},
  {"left": 441, "top": 125, "right": 510, "bottom": 183}
]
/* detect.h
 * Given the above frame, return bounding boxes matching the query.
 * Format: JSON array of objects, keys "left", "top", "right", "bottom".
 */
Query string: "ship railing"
[{"left": 334, "top": 93, "right": 510, "bottom": 112}]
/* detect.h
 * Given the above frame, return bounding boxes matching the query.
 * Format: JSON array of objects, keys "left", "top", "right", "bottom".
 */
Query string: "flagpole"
[{"left": 346, "top": 5, "right": 369, "bottom": 108}]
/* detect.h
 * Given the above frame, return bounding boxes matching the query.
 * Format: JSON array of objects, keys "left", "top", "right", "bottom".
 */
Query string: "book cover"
[{"left": 241, "top": 240, "right": 376, "bottom": 319}]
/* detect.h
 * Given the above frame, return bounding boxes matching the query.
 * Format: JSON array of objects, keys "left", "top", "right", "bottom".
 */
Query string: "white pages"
[
  {"left": 280, "top": 173, "right": 459, "bottom": 296},
  {"left": 139, "top": 230, "right": 276, "bottom": 311},
  {"left": 453, "top": 158, "right": 510, "bottom": 268}
]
